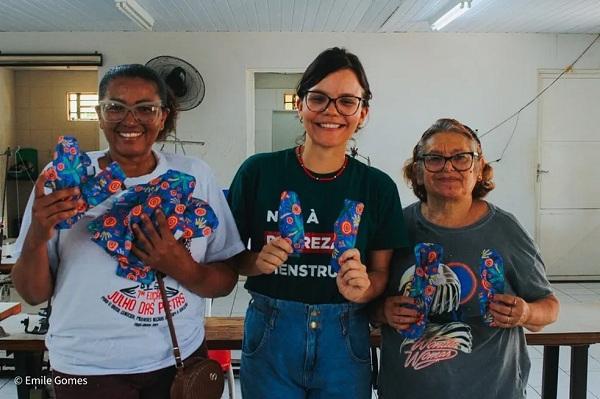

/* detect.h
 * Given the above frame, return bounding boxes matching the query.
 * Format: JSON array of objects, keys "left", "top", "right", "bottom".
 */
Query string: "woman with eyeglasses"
[
  {"left": 11, "top": 64, "right": 244, "bottom": 398},
  {"left": 227, "top": 47, "right": 408, "bottom": 399},
  {"left": 373, "top": 118, "right": 559, "bottom": 399}
]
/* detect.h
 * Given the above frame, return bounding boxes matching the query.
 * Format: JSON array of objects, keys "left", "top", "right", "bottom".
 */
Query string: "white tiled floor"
[{"left": 0, "top": 282, "right": 598, "bottom": 398}]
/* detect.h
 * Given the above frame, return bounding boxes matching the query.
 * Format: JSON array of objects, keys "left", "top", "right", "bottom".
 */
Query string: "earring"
[{"left": 477, "top": 175, "right": 482, "bottom": 181}]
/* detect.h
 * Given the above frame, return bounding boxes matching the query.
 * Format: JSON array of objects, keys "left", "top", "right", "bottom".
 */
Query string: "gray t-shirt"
[{"left": 378, "top": 202, "right": 553, "bottom": 399}]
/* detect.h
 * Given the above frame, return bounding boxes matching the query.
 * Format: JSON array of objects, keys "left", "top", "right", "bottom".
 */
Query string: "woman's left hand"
[
  {"left": 489, "top": 293, "right": 531, "bottom": 329},
  {"left": 131, "top": 209, "right": 194, "bottom": 275},
  {"left": 336, "top": 248, "right": 371, "bottom": 303}
]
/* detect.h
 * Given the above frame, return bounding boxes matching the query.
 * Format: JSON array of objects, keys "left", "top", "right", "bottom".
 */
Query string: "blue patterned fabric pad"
[
  {"left": 44, "top": 136, "right": 125, "bottom": 229},
  {"left": 401, "top": 242, "right": 443, "bottom": 339},
  {"left": 278, "top": 191, "right": 305, "bottom": 256},
  {"left": 478, "top": 248, "right": 505, "bottom": 326},
  {"left": 87, "top": 169, "right": 219, "bottom": 284},
  {"left": 330, "top": 199, "right": 364, "bottom": 273}
]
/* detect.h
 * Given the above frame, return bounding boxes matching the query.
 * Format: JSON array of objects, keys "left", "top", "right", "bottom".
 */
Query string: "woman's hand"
[
  {"left": 131, "top": 209, "right": 194, "bottom": 274},
  {"left": 255, "top": 237, "right": 292, "bottom": 275},
  {"left": 489, "top": 293, "right": 530, "bottom": 329},
  {"left": 27, "top": 173, "right": 84, "bottom": 247},
  {"left": 383, "top": 295, "right": 419, "bottom": 332},
  {"left": 336, "top": 248, "right": 371, "bottom": 302}
]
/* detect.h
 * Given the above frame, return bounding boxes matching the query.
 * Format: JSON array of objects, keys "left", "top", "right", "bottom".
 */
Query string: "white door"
[{"left": 537, "top": 70, "right": 600, "bottom": 279}]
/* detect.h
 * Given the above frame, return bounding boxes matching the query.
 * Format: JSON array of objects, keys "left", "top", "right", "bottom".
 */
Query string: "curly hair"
[
  {"left": 403, "top": 118, "right": 495, "bottom": 202},
  {"left": 98, "top": 64, "right": 178, "bottom": 140}
]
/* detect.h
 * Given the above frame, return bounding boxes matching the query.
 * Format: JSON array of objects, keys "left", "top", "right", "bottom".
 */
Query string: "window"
[
  {"left": 283, "top": 93, "right": 298, "bottom": 111},
  {"left": 68, "top": 92, "right": 99, "bottom": 121}
]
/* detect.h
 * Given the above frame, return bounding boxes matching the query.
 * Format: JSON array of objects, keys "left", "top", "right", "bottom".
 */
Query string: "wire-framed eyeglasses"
[
  {"left": 304, "top": 91, "right": 364, "bottom": 116},
  {"left": 418, "top": 152, "right": 480, "bottom": 172},
  {"left": 97, "top": 100, "right": 164, "bottom": 124}
]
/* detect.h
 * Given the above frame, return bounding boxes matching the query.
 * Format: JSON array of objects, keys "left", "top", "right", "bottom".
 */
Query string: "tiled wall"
[
  {"left": 0, "top": 68, "right": 16, "bottom": 224},
  {"left": 14, "top": 70, "right": 99, "bottom": 168}
]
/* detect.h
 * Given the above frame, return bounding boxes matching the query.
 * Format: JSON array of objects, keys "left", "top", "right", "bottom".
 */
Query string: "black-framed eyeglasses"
[
  {"left": 418, "top": 152, "right": 479, "bottom": 172},
  {"left": 304, "top": 91, "right": 364, "bottom": 116},
  {"left": 97, "top": 100, "right": 164, "bottom": 124}
]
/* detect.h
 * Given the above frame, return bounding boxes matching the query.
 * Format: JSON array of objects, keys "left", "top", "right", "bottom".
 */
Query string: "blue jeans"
[{"left": 240, "top": 291, "right": 372, "bottom": 399}]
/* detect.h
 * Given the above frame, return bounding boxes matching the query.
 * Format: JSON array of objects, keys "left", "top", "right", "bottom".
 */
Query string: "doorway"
[
  {"left": 253, "top": 72, "right": 303, "bottom": 154},
  {"left": 536, "top": 69, "right": 600, "bottom": 280}
]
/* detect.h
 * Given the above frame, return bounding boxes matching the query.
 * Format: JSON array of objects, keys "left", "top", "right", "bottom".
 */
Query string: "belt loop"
[
  {"left": 268, "top": 298, "right": 278, "bottom": 329},
  {"left": 340, "top": 309, "right": 348, "bottom": 336}
]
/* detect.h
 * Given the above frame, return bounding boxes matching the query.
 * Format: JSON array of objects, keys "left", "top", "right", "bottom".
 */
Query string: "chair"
[{"left": 206, "top": 299, "right": 236, "bottom": 399}]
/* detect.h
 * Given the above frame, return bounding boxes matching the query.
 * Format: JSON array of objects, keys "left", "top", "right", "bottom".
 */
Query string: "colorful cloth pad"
[
  {"left": 401, "top": 242, "right": 443, "bottom": 339},
  {"left": 330, "top": 199, "right": 364, "bottom": 273},
  {"left": 278, "top": 191, "right": 305, "bottom": 255},
  {"left": 88, "top": 169, "right": 219, "bottom": 284},
  {"left": 478, "top": 248, "right": 505, "bottom": 326},
  {"left": 44, "top": 136, "right": 125, "bottom": 229}
]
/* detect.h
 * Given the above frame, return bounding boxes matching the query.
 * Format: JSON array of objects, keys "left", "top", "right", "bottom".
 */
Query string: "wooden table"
[
  {"left": 0, "top": 302, "right": 21, "bottom": 321},
  {"left": 526, "top": 302, "right": 600, "bottom": 399},
  {"left": 0, "top": 306, "right": 599, "bottom": 399},
  {"left": 0, "top": 260, "right": 14, "bottom": 274},
  {"left": 205, "top": 316, "right": 244, "bottom": 349}
]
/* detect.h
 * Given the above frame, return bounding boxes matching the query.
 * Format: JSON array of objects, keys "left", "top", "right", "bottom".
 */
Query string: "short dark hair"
[
  {"left": 98, "top": 64, "right": 178, "bottom": 139},
  {"left": 296, "top": 47, "right": 372, "bottom": 106},
  {"left": 403, "top": 118, "right": 495, "bottom": 202}
]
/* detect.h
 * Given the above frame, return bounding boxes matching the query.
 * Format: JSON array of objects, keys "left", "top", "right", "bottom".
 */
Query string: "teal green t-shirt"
[{"left": 228, "top": 147, "right": 408, "bottom": 304}]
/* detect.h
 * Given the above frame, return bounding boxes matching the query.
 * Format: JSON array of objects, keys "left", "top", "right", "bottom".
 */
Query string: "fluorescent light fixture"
[
  {"left": 431, "top": 1, "right": 472, "bottom": 31},
  {"left": 115, "top": 0, "right": 155, "bottom": 31},
  {"left": 0, "top": 53, "right": 102, "bottom": 67}
]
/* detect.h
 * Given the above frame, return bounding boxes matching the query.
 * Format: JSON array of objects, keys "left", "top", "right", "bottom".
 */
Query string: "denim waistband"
[{"left": 248, "top": 291, "right": 366, "bottom": 316}]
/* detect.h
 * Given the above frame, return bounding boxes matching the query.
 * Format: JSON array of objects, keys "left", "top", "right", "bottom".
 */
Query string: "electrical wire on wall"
[
  {"left": 479, "top": 33, "right": 600, "bottom": 163},
  {"left": 157, "top": 133, "right": 205, "bottom": 156}
]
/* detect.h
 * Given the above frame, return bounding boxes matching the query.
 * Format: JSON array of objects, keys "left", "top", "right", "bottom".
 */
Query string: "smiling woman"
[
  {"left": 10, "top": 64, "right": 245, "bottom": 399},
  {"left": 228, "top": 47, "right": 409, "bottom": 399},
  {"left": 373, "top": 118, "right": 559, "bottom": 399},
  {"left": 95, "top": 65, "right": 178, "bottom": 177}
]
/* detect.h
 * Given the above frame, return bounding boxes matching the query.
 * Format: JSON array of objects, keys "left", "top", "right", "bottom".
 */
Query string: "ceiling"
[{"left": 0, "top": 0, "right": 599, "bottom": 34}]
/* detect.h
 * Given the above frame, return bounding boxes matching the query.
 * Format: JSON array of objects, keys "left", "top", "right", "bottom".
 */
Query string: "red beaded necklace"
[{"left": 295, "top": 145, "right": 349, "bottom": 182}]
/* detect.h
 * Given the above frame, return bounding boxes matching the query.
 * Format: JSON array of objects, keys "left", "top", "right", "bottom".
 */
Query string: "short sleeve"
[
  {"left": 227, "top": 157, "right": 256, "bottom": 247},
  {"left": 504, "top": 215, "right": 553, "bottom": 302},
  {"left": 201, "top": 168, "right": 245, "bottom": 263},
  {"left": 369, "top": 173, "right": 409, "bottom": 250}
]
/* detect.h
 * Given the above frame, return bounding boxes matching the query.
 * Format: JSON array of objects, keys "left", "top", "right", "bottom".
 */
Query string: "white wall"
[{"left": 2, "top": 32, "right": 599, "bottom": 234}]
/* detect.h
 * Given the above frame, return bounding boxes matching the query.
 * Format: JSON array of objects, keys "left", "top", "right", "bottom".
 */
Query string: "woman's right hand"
[
  {"left": 255, "top": 237, "right": 292, "bottom": 274},
  {"left": 383, "top": 295, "right": 419, "bottom": 332},
  {"left": 27, "top": 173, "right": 83, "bottom": 247}
]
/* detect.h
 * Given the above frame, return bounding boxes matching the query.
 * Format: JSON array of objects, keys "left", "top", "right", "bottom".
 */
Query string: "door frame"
[{"left": 245, "top": 68, "right": 305, "bottom": 157}]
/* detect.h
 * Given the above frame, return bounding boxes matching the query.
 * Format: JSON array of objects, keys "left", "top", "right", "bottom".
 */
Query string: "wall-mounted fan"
[
  {"left": 146, "top": 55, "right": 206, "bottom": 154},
  {"left": 146, "top": 55, "right": 205, "bottom": 111}
]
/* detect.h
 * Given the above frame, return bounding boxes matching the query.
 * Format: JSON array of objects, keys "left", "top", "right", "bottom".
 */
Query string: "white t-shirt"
[{"left": 14, "top": 150, "right": 245, "bottom": 375}]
